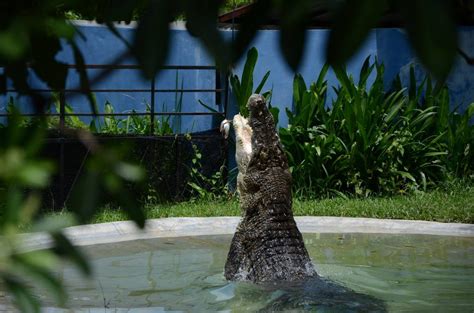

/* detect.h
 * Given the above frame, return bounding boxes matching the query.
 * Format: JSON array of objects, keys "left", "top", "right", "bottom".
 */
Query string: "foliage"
[
  {"left": 222, "top": 0, "right": 253, "bottom": 13},
  {"left": 0, "top": 116, "right": 88, "bottom": 312},
  {"left": 199, "top": 46, "right": 277, "bottom": 124},
  {"left": 61, "top": 1, "right": 253, "bottom": 21},
  {"left": 93, "top": 101, "right": 174, "bottom": 135},
  {"left": 186, "top": 137, "right": 232, "bottom": 200},
  {"left": 0, "top": 117, "right": 145, "bottom": 312},
  {"left": 0, "top": 0, "right": 471, "bottom": 311},
  {"left": 229, "top": 46, "right": 280, "bottom": 124},
  {"left": 229, "top": 47, "right": 271, "bottom": 117},
  {"left": 2, "top": 96, "right": 177, "bottom": 135},
  {"left": 280, "top": 57, "right": 474, "bottom": 198}
]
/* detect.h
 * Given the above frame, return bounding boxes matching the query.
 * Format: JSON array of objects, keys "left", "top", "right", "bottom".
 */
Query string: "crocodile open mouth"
[{"left": 232, "top": 114, "right": 253, "bottom": 175}]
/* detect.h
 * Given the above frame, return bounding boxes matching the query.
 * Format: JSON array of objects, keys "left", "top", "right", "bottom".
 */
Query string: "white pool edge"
[{"left": 20, "top": 217, "right": 474, "bottom": 251}]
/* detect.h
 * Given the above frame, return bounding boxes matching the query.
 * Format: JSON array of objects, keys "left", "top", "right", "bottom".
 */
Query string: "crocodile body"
[{"left": 224, "top": 94, "right": 316, "bottom": 282}]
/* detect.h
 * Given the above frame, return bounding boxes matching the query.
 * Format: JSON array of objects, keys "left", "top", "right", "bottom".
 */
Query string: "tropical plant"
[
  {"left": 280, "top": 57, "right": 472, "bottom": 198},
  {"left": 229, "top": 47, "right": 272, "bottom": 117},
  {"left": 0, "top": 1, "right": 471, "bottom": 309},
  {"left": 443, "top": 102, "right": 474, "bottom": 178},
  {"left": 199, "top": 46, "right": 277, "bottom": 124},
  {"left": 186, "top": 137, "right": 231, "bottom": 200}
]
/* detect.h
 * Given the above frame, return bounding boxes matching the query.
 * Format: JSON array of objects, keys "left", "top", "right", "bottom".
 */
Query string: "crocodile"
[
  {"left": 221, "top": 94, "right": 387, "bottom": 311},
  {"left": 224, "top": 94, "right": 316, "bottom": 282}
]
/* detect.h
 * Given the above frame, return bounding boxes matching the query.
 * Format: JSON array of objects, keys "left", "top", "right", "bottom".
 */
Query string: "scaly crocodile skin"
[{"left": 224, "top": 94, "right": 316, "bottom": 282}]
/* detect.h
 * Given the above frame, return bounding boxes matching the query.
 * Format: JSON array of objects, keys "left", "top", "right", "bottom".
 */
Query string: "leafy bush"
[
  {"left": 280, "top": 57, "right": 473, "bottom": 198},
  {"left": 92, "top": 101, "right": 174, "bottom": 135},
  {"left": 186, "top": 139, "right": 231, "bottom": 200},
  {"left": 2, "top": 96, "right": 176, "bottom": 135}
]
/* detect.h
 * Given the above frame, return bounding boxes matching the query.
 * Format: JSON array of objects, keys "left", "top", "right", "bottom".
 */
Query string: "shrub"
[{"left": 280, "top": 57, "right": 473, "bottom": 198}]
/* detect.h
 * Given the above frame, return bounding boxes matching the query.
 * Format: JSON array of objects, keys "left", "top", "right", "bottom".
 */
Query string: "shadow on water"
[
  {"left": 211, "top": 274, "right": 387, "bottom": 312},
  {"left": 255, "top": 277, "right": 387, "bottom": 312}
]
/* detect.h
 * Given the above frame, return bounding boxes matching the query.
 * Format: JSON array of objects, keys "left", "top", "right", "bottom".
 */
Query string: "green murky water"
[{"left": 15, "top": 234, "right": 474, "bottom": 312}]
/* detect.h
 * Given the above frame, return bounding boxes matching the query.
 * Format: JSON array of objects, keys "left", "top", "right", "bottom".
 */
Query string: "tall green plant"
[
  {"left": 280, "top": 58, "right": 465, "bottom": 198},
  {"left": 172, "top": 71, "right": 184, "bottom": 133},
  {"left": 229, "top": 47, "right": 271, "bottom": 117}
]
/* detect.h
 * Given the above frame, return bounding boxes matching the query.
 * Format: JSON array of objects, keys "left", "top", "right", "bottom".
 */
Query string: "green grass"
[
  {"left": 91, "top": 183, "right": 474, "bottom": 224},
  {"left": 293, "top": 187, "right": 473, "bottom": 223}
]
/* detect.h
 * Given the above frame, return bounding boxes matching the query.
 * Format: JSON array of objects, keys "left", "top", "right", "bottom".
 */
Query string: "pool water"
[{"left": 28, "top": 234, "right": 474, "bottom": 312}]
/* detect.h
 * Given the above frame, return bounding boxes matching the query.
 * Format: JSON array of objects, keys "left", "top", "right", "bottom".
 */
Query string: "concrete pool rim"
[{"left": 23, "top": 216, "right": 474, "bottom": 249}]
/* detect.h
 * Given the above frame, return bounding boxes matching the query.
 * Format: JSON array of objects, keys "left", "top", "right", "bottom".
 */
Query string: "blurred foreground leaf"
[
  {"left": 397, "top": 0, "right": 458, "bottom": 79},
  {"left": 51, "top": 232, "right": 91, "bottom": 276},
  {"left": 134, "top": 0, "right": 177, "bottom": 79},
  {"left": 327, "top": 0, "right": 386, "bottom": 67},
  {"left": 2, "top": 275, "right": 40, "bottom": 313}
]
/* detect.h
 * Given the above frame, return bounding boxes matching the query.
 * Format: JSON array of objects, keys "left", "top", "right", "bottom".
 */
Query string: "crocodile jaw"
[{"left": 232, "top": 114, "right": 252, "bottom": 174}]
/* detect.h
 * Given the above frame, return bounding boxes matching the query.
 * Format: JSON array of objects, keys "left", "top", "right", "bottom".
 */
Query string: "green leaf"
[
  {"left": 396, "top": 170, "right": 416, "bottom": 182},
  {"left": 70, "top": 41, "right": 97, "bottom": 114},
  {"left": 32, "top": 214, "right": 76, "bottom": 233},
  {"left": 315, "top": 146, "right": 321, "bottom": 156},
  {"left": 31, "top": 36, "right": 68, "bottom": 91},
  {"left": 293, "top": 73, "right": 307, "bottom": 110},
  {"left": 424, "top": 151, "right": 448, "bottom": 157},
  {"left": 17, "top": 161, "right": 54, "bottom": 188},
  {"left": 68, "top": 170, "right": 101, "bottom": 223},
  {"left": 230, "top": 0, "right": 271, "bottom": 63},
  {"left": 315, "top": 63, "right": 329, "bottom": 90},
  {"left": 198, "top": 99, "right": 220, "bottom": 113},
  {"left": 255, "top": 71, "right": 271, "bottom": 94},
  {"left": 3, "top": 275, "right": 40, "bottom": 313},
  {"left": 45, "top": 18, "right": 75, "bottom": 40},
  {"left": 269, "top": 106, "right": 280, "bottom": 125},
  {"left": 134, "top": 0, "right": 176, "bottom": 79},
  {"left": 358, "top": 56, "right": 375, "bottom": 89},
  {"left": 398, "top": 0, "right": 457, "bottom": 79},
  {"left": 52, "top": 232, "right": 91, "bottom": 276},
  {"left": 241, "top": 47, "right": 258, "bottom": 106},
  {"left": 12, "top": 253, "right": 66, "bottom": 306},
  {"left": 384, "top": 92, "right": 405, "bottom": 122},
  {"left": 115, "top": 162, "right": 145, "bottom": 182},
  {"left": 327, "top": 0, "right": 387, "bottom": 67},
  {"left": 0, "top": 22, "right": 29, "bottom": 60},
  {"left": 333, "top": 65, "right": 356, "bottom": 97},
  {"left": 184, "top": 0, "right": 229, "bottom": 67},
  {"left": 279, "top": 0, "right": 311, "bottom": 71},
  {"left": 116, "top": 189, "right": 146, "bottom": 228}
]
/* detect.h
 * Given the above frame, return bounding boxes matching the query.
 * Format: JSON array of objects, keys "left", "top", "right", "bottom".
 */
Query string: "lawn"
[{"left": 91, "top": 183, "right": 474, "bottom": 224}]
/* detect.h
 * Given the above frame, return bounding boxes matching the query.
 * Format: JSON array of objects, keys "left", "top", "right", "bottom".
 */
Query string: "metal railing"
[
  {"left": 0, "top": 63, "right": 230, "bottom": 208},
  {"left": 1, "top": 63, "right": 229, "bottom": 136}
]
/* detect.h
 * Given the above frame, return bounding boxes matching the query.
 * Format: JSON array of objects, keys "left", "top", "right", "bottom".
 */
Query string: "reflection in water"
[{"left": 1, "top": 233, "right": 472, "bottom": 312}]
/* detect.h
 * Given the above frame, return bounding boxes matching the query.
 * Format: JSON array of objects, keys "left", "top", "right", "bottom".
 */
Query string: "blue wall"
[
  {"left": 1, "top": 22, "right": 473, "bottom": 130},
  {"left": 226, "top": 29, "right": 378, "bottom": 126},
  {"left": 376, "top": 27, "right": 474, "bottom": 112},
  {"left": 1, "top": 22, "right": 218, "bottom": 132},
  {"left": 58, "top": 22, "right": 219, "bottom": 133},
  {"left": 230, "top": 27, "right": 474, "bottom": 125}
]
